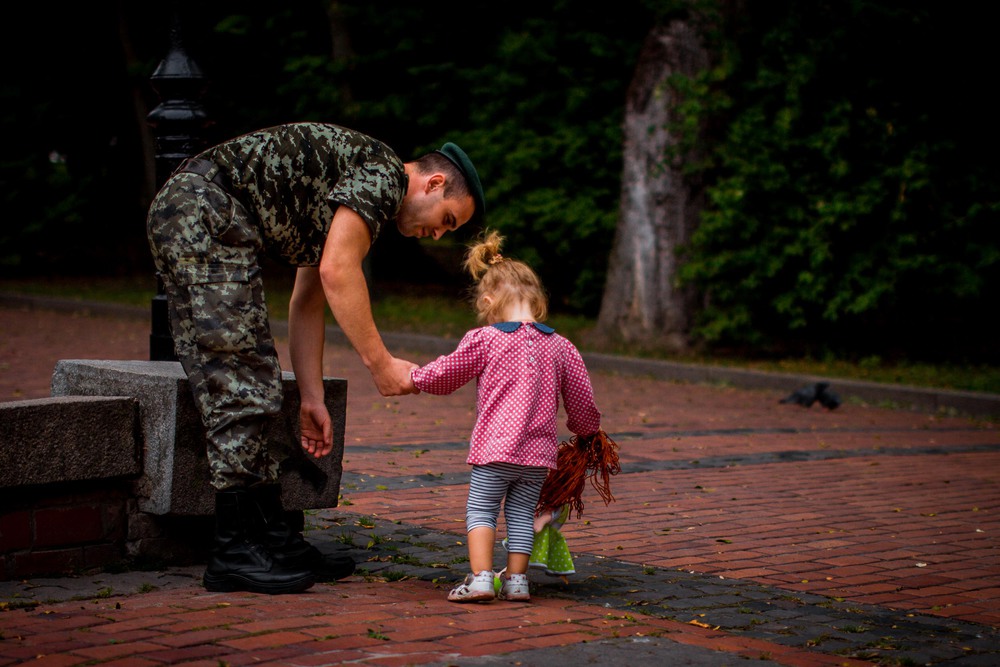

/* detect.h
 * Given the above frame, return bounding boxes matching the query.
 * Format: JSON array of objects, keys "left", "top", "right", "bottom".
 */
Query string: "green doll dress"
[
  {"left": 501, "top": 504, "right": 575, "bottom": 577},
  {"left": 527, "top": 504, "right": 576, "bottom": 576}
]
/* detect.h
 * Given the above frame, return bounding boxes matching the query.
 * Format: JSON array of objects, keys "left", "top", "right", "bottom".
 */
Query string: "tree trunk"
[
  {"left": 593, "top": 20, "right": 710, "bottom": 353},
  {"left": 326, "top": 1, "right": 355, "bottom": 108}
]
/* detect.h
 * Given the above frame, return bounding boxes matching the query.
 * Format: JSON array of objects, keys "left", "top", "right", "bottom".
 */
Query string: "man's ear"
[{"left": 425, "top": 173, "right": 446, "bottom": 193}]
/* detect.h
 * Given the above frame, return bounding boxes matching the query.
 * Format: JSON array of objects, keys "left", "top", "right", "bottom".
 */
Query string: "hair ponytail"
[
  {"left": 463, "top": 229, "right": 504, "bottom": 281},
  {"left": 463, "top": 229, "right": 548, "bottom": 325}
]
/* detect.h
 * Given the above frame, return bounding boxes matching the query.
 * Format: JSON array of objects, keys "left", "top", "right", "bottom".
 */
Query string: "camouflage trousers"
[{"left": 146, "top": 171, "right": 282, "bottom": 491}]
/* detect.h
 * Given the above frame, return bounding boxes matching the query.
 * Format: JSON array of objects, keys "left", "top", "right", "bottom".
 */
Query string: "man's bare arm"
[
  {"left": 289, "top": 266, "right": 334, "bottom": 456},
  {"left": 319, "top": 207, "right": 418, "bottom": 396}
]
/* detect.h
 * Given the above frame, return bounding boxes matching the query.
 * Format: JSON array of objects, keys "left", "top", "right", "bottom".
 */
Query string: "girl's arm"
[
  {"left": 560, "top": 341, "right": 602, "bottom": 436},
  {"left": 411, "top": 329, "right": 487, "bottom": 395}
]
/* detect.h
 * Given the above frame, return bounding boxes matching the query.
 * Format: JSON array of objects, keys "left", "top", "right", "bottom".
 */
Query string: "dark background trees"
[
  {"left": 675, "top": 1, "right": 998, "bottom": 363},
  {"left": 1, "top": 1, "right": 995, "bottom": 364}
]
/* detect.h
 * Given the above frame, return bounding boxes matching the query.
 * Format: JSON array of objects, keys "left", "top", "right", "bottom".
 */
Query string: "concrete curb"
[{"left": 3, "top": 292, "right": 997, "bottom": 420}]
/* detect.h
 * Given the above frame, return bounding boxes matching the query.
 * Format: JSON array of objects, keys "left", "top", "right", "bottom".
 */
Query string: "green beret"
[{"left": 436, "top": 142, "right": 485, "bottom": 226}]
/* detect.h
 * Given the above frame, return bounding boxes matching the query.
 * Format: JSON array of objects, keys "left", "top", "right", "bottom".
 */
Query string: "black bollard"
[{"left": 146, "top": 10, "right": 211, "bottom": 362}]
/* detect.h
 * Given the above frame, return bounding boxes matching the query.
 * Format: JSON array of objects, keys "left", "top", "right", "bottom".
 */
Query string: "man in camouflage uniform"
[{"left": 147, "top": 122, "right": 485, "bottom": 594}]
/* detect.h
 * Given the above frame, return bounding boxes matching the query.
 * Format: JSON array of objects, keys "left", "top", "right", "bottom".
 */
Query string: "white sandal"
[
  {"left": 447, "top": 570, "right": 495, "bottom": 603},
  {"left": 496, "top": 568, "right": 530, "bottom": 601}
]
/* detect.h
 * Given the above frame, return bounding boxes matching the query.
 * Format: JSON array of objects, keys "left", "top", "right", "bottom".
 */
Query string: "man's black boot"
[
  {"left": 252, "top": 484, "right": 356, "bottom": 581},
  {"left": 203, "top": 489, "right": 315, "bottom": 594}
]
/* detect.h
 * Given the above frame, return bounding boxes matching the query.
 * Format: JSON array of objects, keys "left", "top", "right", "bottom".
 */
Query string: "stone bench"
[
  {"left": 0, "top": 360, "right": 346, "bottom": 579},
  {"left": 0, "top": 396, "right": 142, "bottom": 488},
  {"left": 50, "top": 359, "right": 346, "bottom": 515},
  {"left": 0, "top": 396, "right": 141, "bottom": 578}
]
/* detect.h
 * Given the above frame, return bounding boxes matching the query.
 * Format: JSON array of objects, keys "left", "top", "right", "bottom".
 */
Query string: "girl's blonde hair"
[{"left": 463, "top": 229, "right": 548, "bottom": 325}]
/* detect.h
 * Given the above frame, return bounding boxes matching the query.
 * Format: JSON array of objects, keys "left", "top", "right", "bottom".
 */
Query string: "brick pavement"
[{"left": 1, "top": 302, "right": 998, "bottom": 666}]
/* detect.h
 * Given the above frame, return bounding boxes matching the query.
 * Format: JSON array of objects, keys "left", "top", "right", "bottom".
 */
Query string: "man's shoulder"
[
  {"left": 217, "top": 122, "right": 390, "bottom": 155},
  {"left": 285, "top": 122, "right": 374, "bottom": 143}
]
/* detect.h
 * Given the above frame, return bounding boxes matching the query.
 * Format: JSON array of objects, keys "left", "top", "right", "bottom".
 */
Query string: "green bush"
[{"left": 676, "top": 2, "right": 999, "bottom": 362}]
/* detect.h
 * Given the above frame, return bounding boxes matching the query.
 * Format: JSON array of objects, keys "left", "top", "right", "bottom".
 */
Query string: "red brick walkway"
[
  {"left": 1, "top": 580, "right": 884, "bottom": 667},
  {"left": 1, "top": 302, "right": 997, "bottom": 666},
  {"left": 339, "top": 353, "right": 999, "bottom": 629}
]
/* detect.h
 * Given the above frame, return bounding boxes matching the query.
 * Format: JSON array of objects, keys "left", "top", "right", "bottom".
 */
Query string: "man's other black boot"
[
  {"left": 203, "top": 489, "right": 315, "bottom": 594},
  {"left": 252, "top": 484, "right": 356, "bottom": 581}
]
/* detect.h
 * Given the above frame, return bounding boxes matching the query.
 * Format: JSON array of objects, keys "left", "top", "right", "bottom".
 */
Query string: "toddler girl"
[{"left": 411, "top": 230, "right": 602, "bottom": 602}]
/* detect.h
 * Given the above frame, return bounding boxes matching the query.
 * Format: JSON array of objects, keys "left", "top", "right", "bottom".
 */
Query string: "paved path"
[{"left": 1, "top": 301, "right": 998, "bottom": 666}]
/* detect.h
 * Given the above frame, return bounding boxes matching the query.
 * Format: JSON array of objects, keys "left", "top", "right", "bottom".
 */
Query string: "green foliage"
[
  {"left": 4, "top": 1, "right": 996, "bottom": 364},
  {"left": 317, "top": 3, "right": 650, "bottom": 315},
  {"left": 202, "top": 2, "right": 651, "bottom": 316},
  {"left": 2, "top": 1, "right": 650, "bottom": 310},
  {"left": 454, "top": 9, "right": 644, "bottom": 314},
  {"left": 675, "top": 2, "right": 999, "bottom": 362}
]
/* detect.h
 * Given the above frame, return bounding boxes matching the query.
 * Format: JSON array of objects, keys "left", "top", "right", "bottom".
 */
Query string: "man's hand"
[
  {"left": 371, "top": 356, "right": 420, "bottom": 396},
  {"left": 300, "top": 400, "right": 334, "bottom": 458}
]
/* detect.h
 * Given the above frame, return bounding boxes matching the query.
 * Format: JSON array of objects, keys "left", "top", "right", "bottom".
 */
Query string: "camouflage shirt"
[{"left": 201, "top": 122, "right": 406, "bottom": 266}]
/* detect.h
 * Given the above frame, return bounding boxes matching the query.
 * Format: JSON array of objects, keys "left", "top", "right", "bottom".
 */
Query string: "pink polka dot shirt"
[{"left": 411, "top": 321, "right": 601, "bottom": 469}]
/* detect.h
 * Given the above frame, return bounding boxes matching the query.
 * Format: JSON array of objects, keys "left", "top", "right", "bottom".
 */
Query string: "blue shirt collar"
[{"left": 491, "top": 321, "right": 555, "bottom": 334}]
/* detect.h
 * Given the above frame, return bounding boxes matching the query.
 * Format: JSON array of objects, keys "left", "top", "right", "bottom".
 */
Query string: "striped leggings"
[{"left": 466, "top": 462, "right": 549, "bottom": 554}]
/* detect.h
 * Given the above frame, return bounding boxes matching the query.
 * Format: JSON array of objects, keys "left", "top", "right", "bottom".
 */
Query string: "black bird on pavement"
[{"left": 779, "top": 382, "right": 841, "bottom": 410}]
